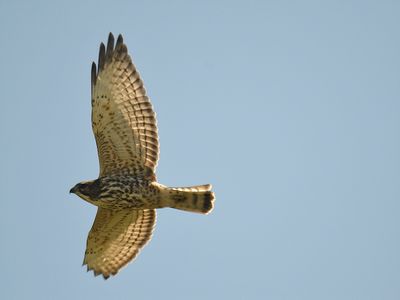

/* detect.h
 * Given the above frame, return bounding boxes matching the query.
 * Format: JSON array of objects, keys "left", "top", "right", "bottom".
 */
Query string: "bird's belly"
[{"left": 94, "top": 193, "right": 161, "bottom": 210}]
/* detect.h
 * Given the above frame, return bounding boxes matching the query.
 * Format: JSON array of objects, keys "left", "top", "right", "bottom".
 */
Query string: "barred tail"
[{"left": 162, "top": 184, "right": 215, "bottom": 214}]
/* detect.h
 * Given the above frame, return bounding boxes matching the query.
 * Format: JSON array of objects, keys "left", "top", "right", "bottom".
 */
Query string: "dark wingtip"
[
  {"left": 92, "top": 33, "right": 125, "bottom": 91},
  {"left": 98, "top": 42, "right": 106, "bottom": 71},
  {"left": 91, "top": 61, "right": 97, "bottom": 86},
  {"left": 106, "top": 33, "right": 115, "bottom": 61},
  {"left": 116, "top": 34, "right": 123, "bottom": 47},
  {"left": 108, "top": 32, "right": 114, "bottom": 41}
]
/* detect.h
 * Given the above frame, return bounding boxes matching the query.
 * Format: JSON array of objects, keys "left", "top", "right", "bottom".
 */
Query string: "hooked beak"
[{"left": 70, "top": 185, "right": 77, "bottom": 194}]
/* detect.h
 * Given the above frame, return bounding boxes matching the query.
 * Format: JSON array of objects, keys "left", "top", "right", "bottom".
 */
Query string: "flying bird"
[{"left": 70, "top": 33, "right": 215, "bottom": 279}]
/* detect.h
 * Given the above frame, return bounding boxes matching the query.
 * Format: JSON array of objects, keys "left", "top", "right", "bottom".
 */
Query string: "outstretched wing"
[
  {"left": 83, "top": 208, "right": 156, "bottom": 279},
  {"left": 91, "top": 33, "right": 159, "bottom": 177}
]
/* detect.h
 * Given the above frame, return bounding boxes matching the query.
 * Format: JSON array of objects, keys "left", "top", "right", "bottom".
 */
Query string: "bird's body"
[
  {"left": 72, "top": 177, "right": 213, "bottom": 212},
  {"left": 71, "top": 176, "right": 159, "bottom": 209},
  {"left": 70, "top": 33, "right": 215, "bottom": 279}
]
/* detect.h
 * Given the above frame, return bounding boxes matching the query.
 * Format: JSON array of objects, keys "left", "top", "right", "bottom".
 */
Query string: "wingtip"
[
  {"left": 98, "top": 42, "right": 106, "bottom": 70},
  {"left": 116, "top": 34, "right": 123, "bottom": 47},
  {"left": 106, "top": 33, "right": 115, "bottom": 60},
  {"left": 108, "top": 32, "right": 114, "bottom": 41},
  {"left": 99, "top": 42, "right": 105, "bottom": 51},
  {"left": 91, "top": 61, "right": 97, "bottom": 85},
  {"left": 83, "top": 262, "right": 113, "bottom": 280}
]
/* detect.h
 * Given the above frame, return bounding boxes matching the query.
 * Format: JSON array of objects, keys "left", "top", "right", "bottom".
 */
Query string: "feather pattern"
[
  {"left": 91, "top": 33, "right": 159, "bottom": 177},
  {"left": 83, "top": 208, "right": 156, "bottom": 279},
  {"left": 70, "top": 33, "right": 214, "bottom": 279}
]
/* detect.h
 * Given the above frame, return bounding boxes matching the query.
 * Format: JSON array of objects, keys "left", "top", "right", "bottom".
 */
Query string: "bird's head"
[{"left": 70, "top": 180, "right": 101, "bottom": 202}]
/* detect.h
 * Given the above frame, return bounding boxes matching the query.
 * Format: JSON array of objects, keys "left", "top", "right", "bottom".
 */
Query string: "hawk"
[{"left": 70, "top": 33, "right": 215, "bottom": 279}]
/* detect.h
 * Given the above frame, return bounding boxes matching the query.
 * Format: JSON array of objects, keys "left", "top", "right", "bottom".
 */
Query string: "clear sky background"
[{"left": 0, "top": 1, "right": 399, "bottom": 299}]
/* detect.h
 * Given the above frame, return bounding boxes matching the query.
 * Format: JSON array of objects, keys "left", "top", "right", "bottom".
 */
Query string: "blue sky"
[{"left": 1, "top": 1, "right": 399, "bottom": 299}]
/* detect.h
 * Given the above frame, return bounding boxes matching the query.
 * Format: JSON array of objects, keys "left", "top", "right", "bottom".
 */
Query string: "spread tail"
[{"left": 161, "top": 184, "right": 215, "bottom": 214}]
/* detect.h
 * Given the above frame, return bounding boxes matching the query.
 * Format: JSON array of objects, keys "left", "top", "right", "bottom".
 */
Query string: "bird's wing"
[
  {"left": 91, "top": 33, "right": 159, "bottom": 177},
  {"left": 83, "top": 208, "right": 156, "bottom": 279}
]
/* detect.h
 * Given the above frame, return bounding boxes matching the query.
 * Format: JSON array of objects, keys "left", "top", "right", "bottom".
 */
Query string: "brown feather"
[
  {"left": 83, "top": 208, "right": 156, "bottom": 279},
  {"left": 91, "top": 33, "right": 160, "bottom": 176}
]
